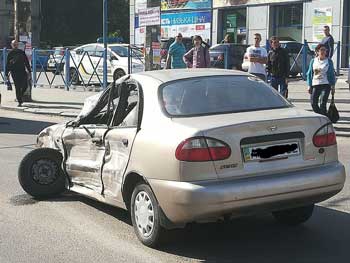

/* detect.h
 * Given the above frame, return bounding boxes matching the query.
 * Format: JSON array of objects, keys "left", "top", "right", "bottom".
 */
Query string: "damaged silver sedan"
[{"left": 19, "top": 69, "right": 346, "bottom": 247}]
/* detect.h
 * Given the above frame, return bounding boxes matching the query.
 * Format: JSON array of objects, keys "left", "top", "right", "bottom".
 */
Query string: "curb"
[{"left": 0, "top": 105, "right": 78, "bottom": 118}]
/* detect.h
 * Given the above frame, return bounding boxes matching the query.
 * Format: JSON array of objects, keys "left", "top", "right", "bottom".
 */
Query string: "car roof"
[{"left": 135, "top": 69, "right": 250, "bottom": 83}]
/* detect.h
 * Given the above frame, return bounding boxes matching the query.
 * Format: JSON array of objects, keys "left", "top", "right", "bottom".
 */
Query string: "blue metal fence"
[{"left": 1, "top": 45, "right": 144, "bottom": 91}]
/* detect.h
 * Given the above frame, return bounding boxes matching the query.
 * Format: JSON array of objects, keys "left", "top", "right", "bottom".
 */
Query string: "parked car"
[
  {"left": 66, "top": 43, "right": 144, "bottom": 85},
  {"left": 209, "top": 43, "right": 249, "bottom": 70},
  {"left": 47, "top": 46, "right": 77, "bottom": 74},
  {"left": 242, "top": 41, "right": 314, "bottom": 77},
  {"left": 18, "top": 69, "right": 345, "bottom": 247},
  {"left": 160, "top": 37, "right": 193, "bottom": 68}
]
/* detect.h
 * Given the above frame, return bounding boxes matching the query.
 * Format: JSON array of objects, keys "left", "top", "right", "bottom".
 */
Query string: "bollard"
[
  {"left": 302, "top": 39, "right": 308, "bottom": 80},
  {"left": 32, "top": 48, "right": 37, "bottom": 88},
  {"left": 336, "top": 41, "right": 340, "bottom": 76},
  {"left": 65, "top": 48, "right": 70, "bottom": 91},
  {"left": 3, "top": 48, "right": 7, "bottom": 83}
]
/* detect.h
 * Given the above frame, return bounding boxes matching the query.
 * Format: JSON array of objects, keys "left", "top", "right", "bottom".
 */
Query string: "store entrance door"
[{"left": 222, "top": 8, "right": 247, "bottom": 44}]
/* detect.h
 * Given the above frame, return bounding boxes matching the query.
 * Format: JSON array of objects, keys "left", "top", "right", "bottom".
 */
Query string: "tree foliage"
[{"left": 40, "top": 0, "right": 129, "bottom": 47}]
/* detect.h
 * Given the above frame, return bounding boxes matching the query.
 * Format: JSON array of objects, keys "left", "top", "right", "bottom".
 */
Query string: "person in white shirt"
[
  {"left": 306, "top": 44, "right": 336, "bottom": 116},
  {"left": 244, "top": 33, "right": 268, "bottom": 81}
]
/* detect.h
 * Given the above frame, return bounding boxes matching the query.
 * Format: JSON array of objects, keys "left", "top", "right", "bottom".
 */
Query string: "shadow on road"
[
  {"left": 22, "top": 190, "right": 350, "bottom": 262},
  {"left": 158, "top": 206, "right": 350, "bottom": 262},
  {"left": 0, "top": 117, "right": 56, "bottom": 135}
]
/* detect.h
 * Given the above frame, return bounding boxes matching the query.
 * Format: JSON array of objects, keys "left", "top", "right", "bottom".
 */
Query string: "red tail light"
[
  {"left": 313, "top": 123, "right": 337, "bottom": 147},
  {"left": 175, "top": 137, "right": 231, "bottom": 162}
]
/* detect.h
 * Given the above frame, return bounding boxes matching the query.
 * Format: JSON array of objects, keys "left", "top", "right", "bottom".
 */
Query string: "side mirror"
[{"left": 76, "top": 49, "right": 82, "bottom": 55}]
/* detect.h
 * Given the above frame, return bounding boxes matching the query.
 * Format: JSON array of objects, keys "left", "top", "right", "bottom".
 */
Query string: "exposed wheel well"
[{"left": 122, "top": 172, "right": 146, "bottom": 210}]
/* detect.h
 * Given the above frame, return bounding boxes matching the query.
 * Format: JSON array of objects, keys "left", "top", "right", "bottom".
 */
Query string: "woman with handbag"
[{"left": 306, "top": 44, "right": 336, "bottom": 116}]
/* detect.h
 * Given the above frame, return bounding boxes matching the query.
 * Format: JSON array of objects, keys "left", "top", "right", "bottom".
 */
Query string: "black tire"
[
  {"left": 69, "top": 68, "right": 80, "bottom": 85},
  {"left": 18, "top": 148, "right": 66, "bottom": 198},
  {"left": 272, "top": 204, "right": 314, "bottom": 226},
  {"left": 130, "top": 183, "right": 164, "bottom": 247},
  {"left": 113, "top": 69, "right": 125, "bottom": 82}
]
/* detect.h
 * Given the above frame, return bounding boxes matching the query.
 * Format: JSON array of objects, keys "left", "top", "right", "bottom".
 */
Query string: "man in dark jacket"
[
  {"left": 267, "top": 36, "right": 290, "bottom": 98},
  {"left": 5, "top": 40, "right": 31, "bottom": 106},
  {"left": 320, "top": 25, "right": 334, "bottom": 58}
]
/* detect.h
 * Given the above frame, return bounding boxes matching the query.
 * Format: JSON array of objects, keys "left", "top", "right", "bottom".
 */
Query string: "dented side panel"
[{"left": 63, "top": 126, "right": 108, "bottom": 193}]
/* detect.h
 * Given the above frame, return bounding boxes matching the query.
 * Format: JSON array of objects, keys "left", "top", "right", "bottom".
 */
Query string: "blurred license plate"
[{"left": 242, "top": 142, "right": 300, "bottom": 162}]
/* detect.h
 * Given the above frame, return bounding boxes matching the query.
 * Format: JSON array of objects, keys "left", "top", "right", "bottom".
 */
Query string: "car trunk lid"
[{"left": 173, "top": 108, "right": 325, "bottom": 180}]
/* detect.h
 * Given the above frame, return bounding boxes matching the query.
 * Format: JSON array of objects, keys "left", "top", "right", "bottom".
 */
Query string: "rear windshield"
[{"left": 161, "top": 76, "right": 290, "bottom": 117}]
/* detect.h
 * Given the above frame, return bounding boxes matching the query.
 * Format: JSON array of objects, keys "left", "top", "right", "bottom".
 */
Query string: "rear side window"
[{"left": 161, "top": 76, "right": 290, "bottom": 117}]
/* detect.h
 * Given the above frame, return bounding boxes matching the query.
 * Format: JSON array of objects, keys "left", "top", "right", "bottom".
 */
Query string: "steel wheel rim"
[
  {"left": 31, "top": 159, "right": 59, "bottom": 185},
  {"left": 134, "top": 191, "right": 155, "bottom": 238}
]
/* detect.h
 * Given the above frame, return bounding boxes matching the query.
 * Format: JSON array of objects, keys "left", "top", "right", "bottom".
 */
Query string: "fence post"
[
  {"left": 266, "top": 39, "right": 270, "bottom": 52},
  {"left": 65, "top": 48, "right": 70, "bottom": 91},
  {"left": 128, "top": 45, "right": 131, "bottom": 74},
  {"left": 302, "top": 39, "right": 308, "bottom": 80},
  {"left": 336, "top": 41, "right": 340, "bottom": 76},
  {"left": 32, "top": 48, "right": 37, "bottom": 88},
  {"left": 224, "top": 47, "right": 229, "bottom": 69},
  {"left": 2, "top": 48, "right": 7, "bottom": 83}
]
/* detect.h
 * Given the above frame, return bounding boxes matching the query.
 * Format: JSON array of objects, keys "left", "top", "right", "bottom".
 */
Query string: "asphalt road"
[{"left": 0, "top": 110, "right": 349, "bottom": 263}]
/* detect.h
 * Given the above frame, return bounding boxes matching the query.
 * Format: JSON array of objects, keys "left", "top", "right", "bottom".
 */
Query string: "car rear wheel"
[
  {"left": 113, "top": 69, "right": 125, "bottom": 82},
  {"left": 18, "top": 148, "right": 66, "bottom": 198},
  {"left": 69, "top": 68, "right": 80, "bottom": 85},
  {"left": 130, "top": 183, "right": 164, "bottom": 247},
  {"left": 272, "top": 204, "right": 314, "bottom": 226}
]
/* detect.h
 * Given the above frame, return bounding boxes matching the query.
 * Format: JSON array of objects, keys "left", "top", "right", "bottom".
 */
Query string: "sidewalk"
[{"left": 0, "top": 86, "right": 98, "bottom": 117}]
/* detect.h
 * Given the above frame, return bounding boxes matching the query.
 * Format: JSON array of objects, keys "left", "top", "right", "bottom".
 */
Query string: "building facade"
[
  {"left": 0, "top": 0, "right": 14, "bottom": 48},
  {"left": 130, "top": 0, "right": 350, "bottom": 67},
  {"left": 0, "top": 0, "right": 41, "bottom": 48}
]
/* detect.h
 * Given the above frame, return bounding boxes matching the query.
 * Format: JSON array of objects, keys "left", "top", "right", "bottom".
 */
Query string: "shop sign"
[
  {"left": 135, "top": 0, "right": 147, "bottom": 14},
  {"left": 139, "top": 7, "right": 161, "bottom": 27},
  {"left": 161, "top": 11, "right": 211, "bottom": 26},
  {"left": 161, "top": 11, "right": 212, "bottom": 41},
  {"left": 213, "top": 0, "right": 301, "bottom": 8},
  {"left": 161, "top": 0, "right": 212, "bottom": 11},
  {"left": 312, "top": 7, "right": 332, "bottom": 42}
]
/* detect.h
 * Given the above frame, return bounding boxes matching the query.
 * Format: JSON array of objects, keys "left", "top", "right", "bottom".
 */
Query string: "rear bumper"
[{"left": 148, "top": 162, "right": 346, "bottom": 226}]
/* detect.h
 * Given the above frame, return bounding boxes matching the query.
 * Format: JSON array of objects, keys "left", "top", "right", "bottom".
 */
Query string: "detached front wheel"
[
  {"left": 130, "top": 183, "right": 164, "bottom": 247},
  {"left": 18, "top": 148, "right": 66, "bottom": 198}
]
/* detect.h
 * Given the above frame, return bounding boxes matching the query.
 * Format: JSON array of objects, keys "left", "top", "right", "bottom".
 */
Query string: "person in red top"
[{"left": 184, "top": 35, "right": 210, "bottom": 68}]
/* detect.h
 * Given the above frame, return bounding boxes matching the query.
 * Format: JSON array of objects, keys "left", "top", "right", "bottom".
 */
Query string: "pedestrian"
[
  {"left": 306, "top": 44, "right": 336, "bottom": 116},
  {"left": 5, "top": 40, "right": 31, "bottom": 107},
  {"left": 184, "top": 35, "right": 210, "bottom": 69},
  {"left": 320, "top": 25, "right": 334, "bottom": 58},
  {"left": 165, "top": 33, "right": 187, "bottom": 69},
  {"left": 221, "top": 34, "right": 233, "bottom": 44},
  {"left": 244, "top": 33, "right": 268, "bottom": 81},
  {"left": 267, "top": 36, "right": 290, "bottom": 98}
]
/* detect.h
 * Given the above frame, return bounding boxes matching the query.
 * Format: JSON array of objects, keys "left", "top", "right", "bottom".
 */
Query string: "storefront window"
[
  {"left": 222, "top": 9, "right": 247, "bottom": 44},
  {"left": 270, "top": 4, "right": 303, "bottom": 42}
]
